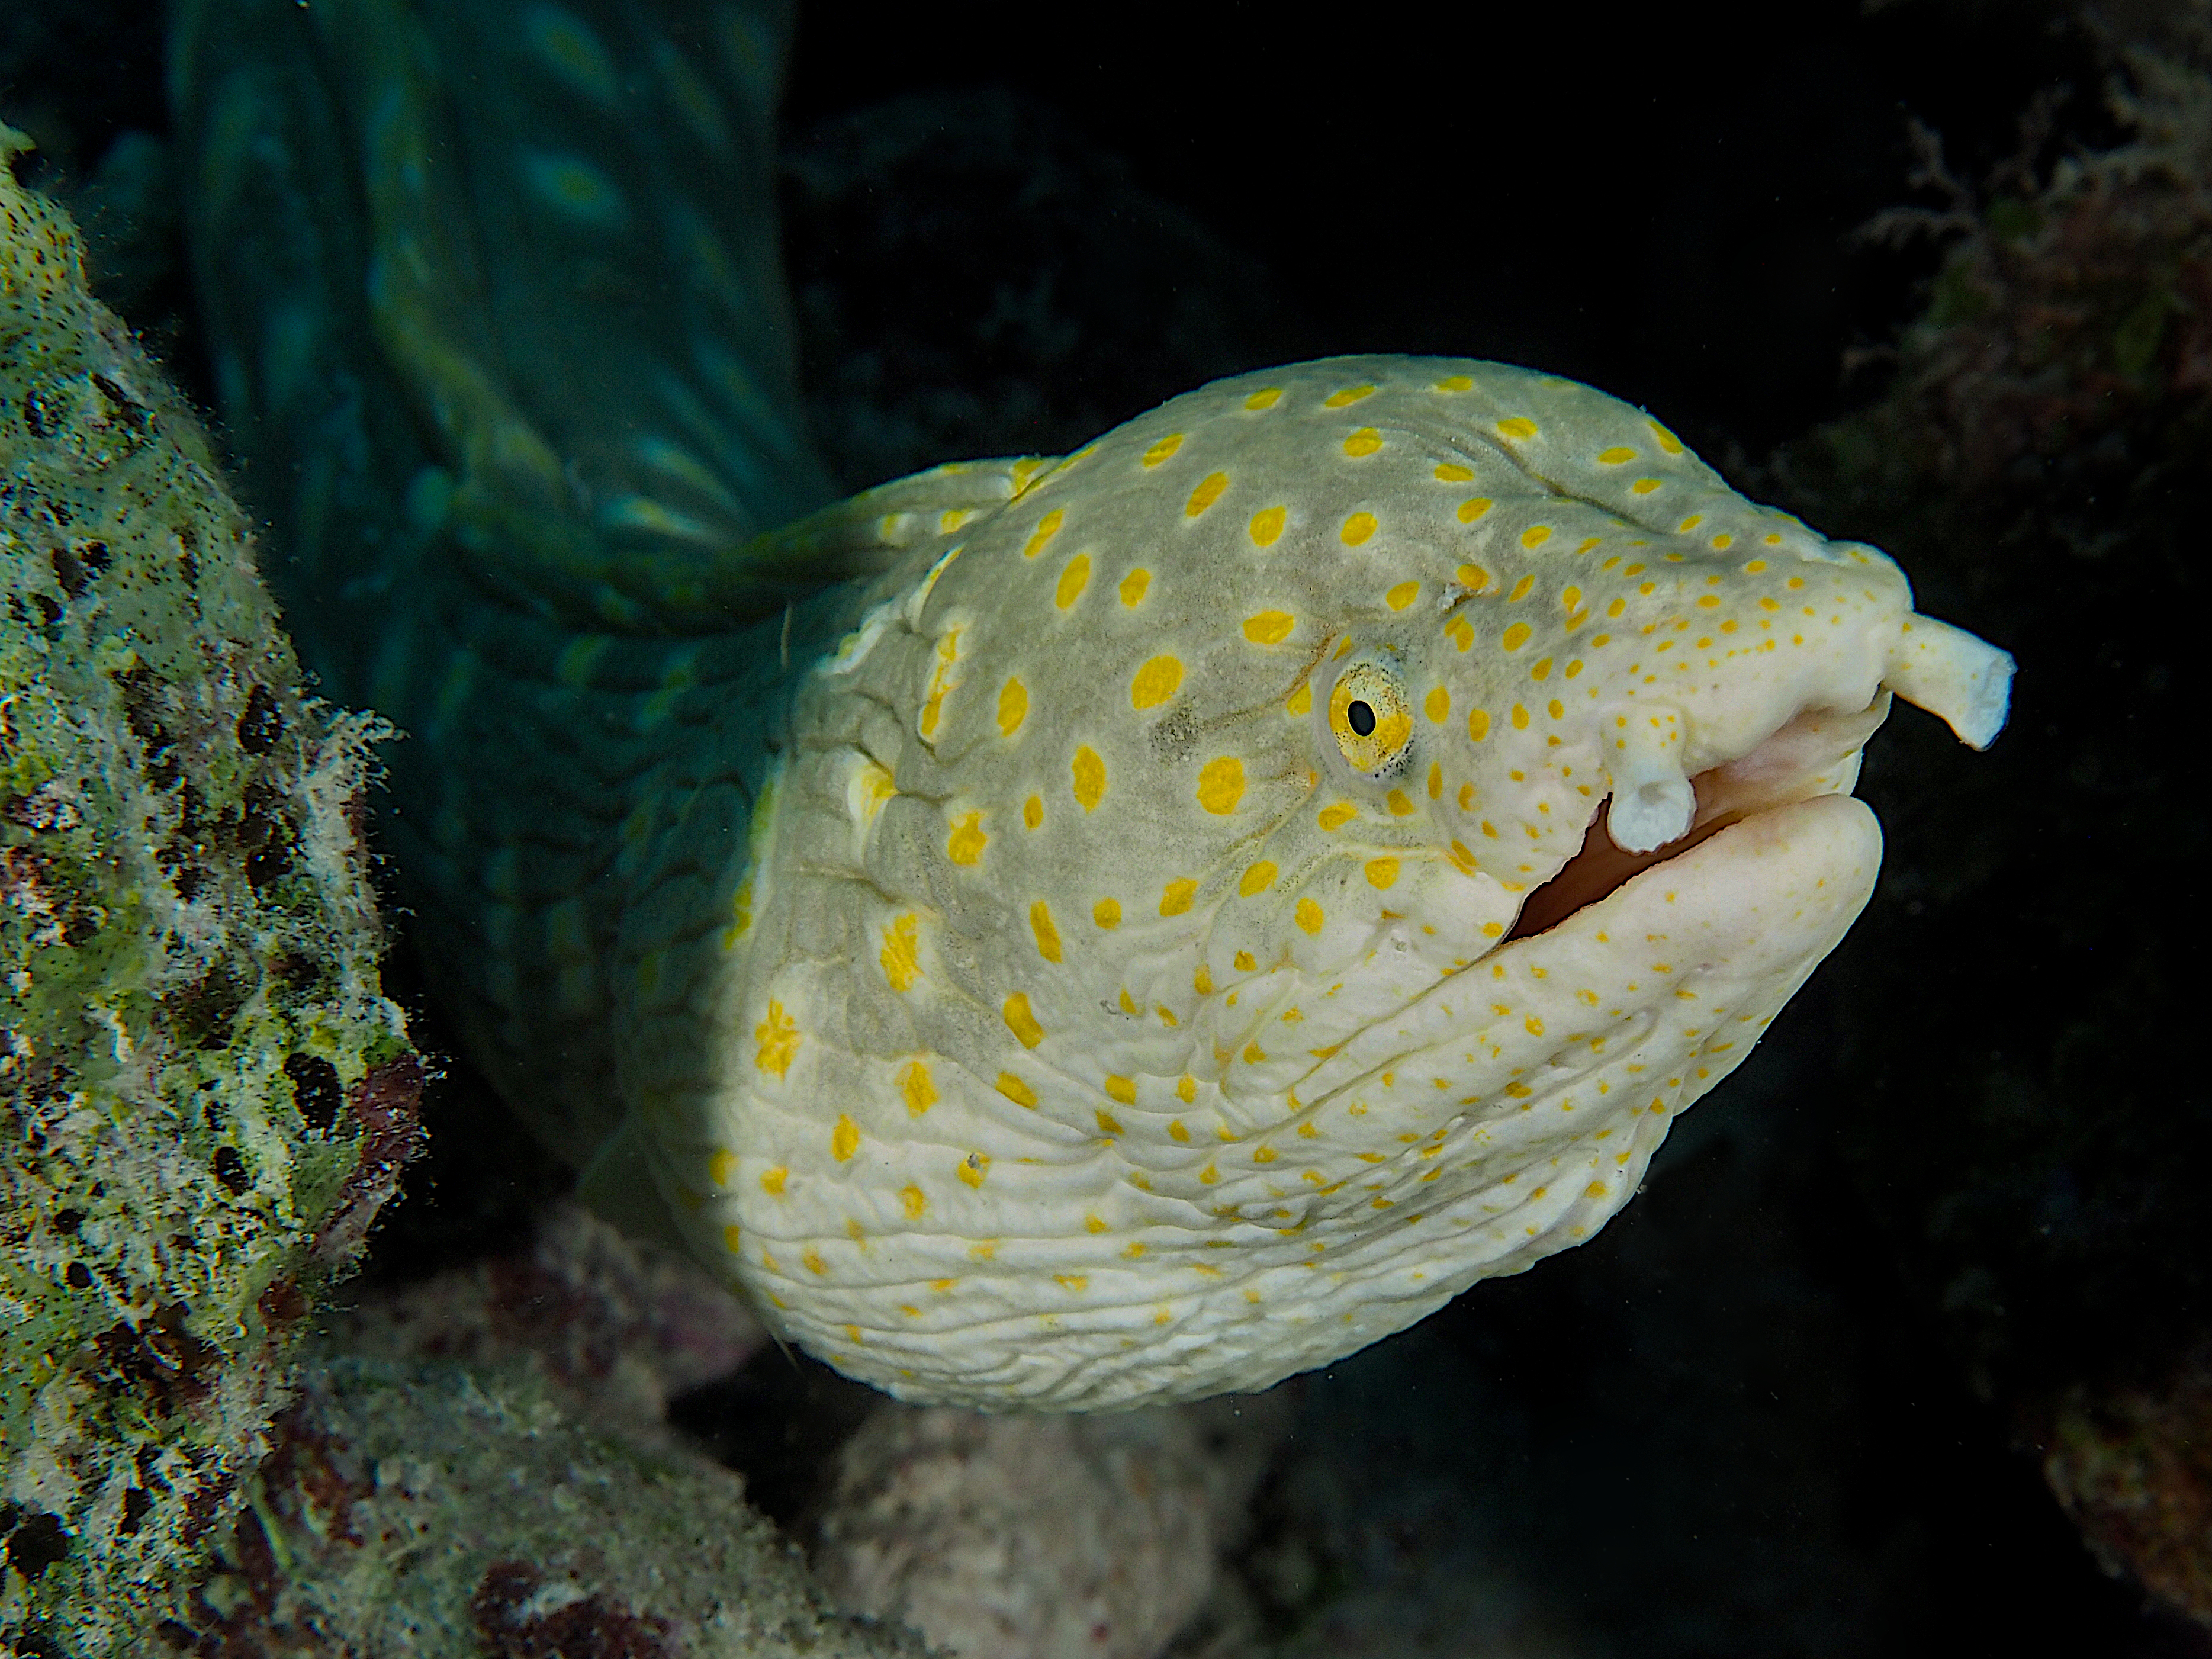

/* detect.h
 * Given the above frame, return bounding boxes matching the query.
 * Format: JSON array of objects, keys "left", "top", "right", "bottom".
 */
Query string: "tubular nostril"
[{"left": 1885, "top": 614, "right": 2015, "bottom": 750}]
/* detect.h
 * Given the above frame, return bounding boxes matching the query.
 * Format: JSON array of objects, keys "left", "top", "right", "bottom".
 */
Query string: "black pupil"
[{"left": 1347, "top": 700, "right": 1377, "bottom": 737}]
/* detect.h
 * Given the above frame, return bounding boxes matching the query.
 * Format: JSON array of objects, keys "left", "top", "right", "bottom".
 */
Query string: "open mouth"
[{"left": 1503, "top": 697, "right": 1893, "bottom": 944}]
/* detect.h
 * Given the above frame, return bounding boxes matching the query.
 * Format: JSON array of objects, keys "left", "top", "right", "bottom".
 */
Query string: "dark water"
[{"left": 6, "top": 0, "right": 2204, "bottom": 1652}]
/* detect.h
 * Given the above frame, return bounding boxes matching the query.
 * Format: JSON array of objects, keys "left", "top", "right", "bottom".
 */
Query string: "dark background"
[{"left": 5, "top": 1, "right": 2200, "bottom": 1653}]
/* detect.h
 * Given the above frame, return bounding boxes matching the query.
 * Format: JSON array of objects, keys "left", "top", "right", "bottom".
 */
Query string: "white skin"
[{"left": 623, "top": 356, "right": 2010, "bottom": 1411}]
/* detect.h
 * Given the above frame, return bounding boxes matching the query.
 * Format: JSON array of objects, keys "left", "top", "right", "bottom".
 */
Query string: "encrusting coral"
[{"left": 0, "top": 127, "right": 416, "bottom": 1652}]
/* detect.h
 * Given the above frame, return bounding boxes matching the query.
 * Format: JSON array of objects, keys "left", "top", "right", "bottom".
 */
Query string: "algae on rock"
[
  {"left": 178, "top": 1356, "right": 933, "bottom": 1658},
  {"left": 0, "top": 125, "right": 416, "bottom": 1652}
]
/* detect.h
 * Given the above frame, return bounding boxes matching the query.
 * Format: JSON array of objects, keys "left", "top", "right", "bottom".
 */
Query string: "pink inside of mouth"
[
  {"left": 1503, "top": 788, "right": 1743, "bottom": 943},
  {"left": 1499, "top": 697, "right": 1889, "bottom": 944}
]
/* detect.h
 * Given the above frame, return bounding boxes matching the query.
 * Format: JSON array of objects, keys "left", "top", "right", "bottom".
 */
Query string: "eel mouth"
[{"left": 1504, "top": 697, "right": 1892, "bottom": 944}]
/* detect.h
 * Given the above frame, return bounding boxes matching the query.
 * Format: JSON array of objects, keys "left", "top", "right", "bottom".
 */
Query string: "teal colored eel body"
[{"left": 171, "top": 0, "right": 2012, "bottom": 1409}]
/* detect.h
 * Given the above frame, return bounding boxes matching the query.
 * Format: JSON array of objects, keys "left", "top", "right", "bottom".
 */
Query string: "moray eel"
[{"left": 170, "top": 0, "right": 2011, "bottom": 1409}]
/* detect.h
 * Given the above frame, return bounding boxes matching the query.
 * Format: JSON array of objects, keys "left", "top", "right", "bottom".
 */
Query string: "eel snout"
[{"left": 1510, "top": 610, "right": 2012, "bottom": 943}]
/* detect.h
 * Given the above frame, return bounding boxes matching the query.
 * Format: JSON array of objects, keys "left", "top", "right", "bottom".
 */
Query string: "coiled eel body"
[{"left": 172, "top": 0, "right": 2012, "bottom": 1409}]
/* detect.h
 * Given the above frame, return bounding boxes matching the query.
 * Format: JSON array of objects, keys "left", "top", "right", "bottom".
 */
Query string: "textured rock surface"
[
  {"left": 810, "top": 1397, "right": 1287, "bottom": 1659},
  {"left": 332, "top": 1198, "right": 767, "bottom": 1443},
  {"left": 2041, "top": 1340, "right": 2212, "bottom": 1632},
  {"left": 0, "top": 130, "right": 415, "bottom": 1652},
  {"left": 167, "top": 1356, "right": 933, "bottom": 1658}
]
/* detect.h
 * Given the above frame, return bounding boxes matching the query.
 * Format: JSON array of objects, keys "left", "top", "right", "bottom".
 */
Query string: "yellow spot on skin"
[
  {"left": 1318, "top": 801, "right": 1357, "bottom": 831},
  {"left": 1245, "top": 387, "right": 1282, "bottom": 410},
  {"left": 902, "top": 1184, "right": 927, "bottom": 1219},
  {"left": 1457, "top": 497, "right": 1493, "bottom": 523},
  {"left": 832, "top": 1114, "right": 860, "bottom": 1162},
  {"left": 1435, "top": 462, "right": 1475, "bottom": 481},
  {"left": 1187, "top": 471, "right": 1230, "bottom": 516},
  {"left": 1512, "top": 704, "right": 1530, "bottom": 728},
  {"left": 1023, "top": 794, "right": 1043, "bottom": 830},
  {"left": 1023, "top": 509, "right": 1065, "bottom": 557},
  {"left": 1234, "top": 950, "right": 1257, "bottom": 972},
  {"left": 1286, "top": 681, "right": 1313, "bottom": 716},
  {"left": 1055, "top": 554, "right": 1091, "bottom": 609},
  {"left": 1344, "top": 427, "right": 1383, "bottom": 457},
  {"left": 1004, "top": 992, "right": 1044, "bottom": 1048},
  {"left": 1030, "top": 901, "right": 1063, "bottom": 962},
  {"left": 1436, "top": 374, "right": 1474, "bottom": 391},
  {"left": 998, "top": 677, "right": 1028, "bottom": 737},
  {"left": 1365, "top": 857, "right": 1401, "bottom": 889},
  {"left": 1502, "top": 623, "right": 1532, "bottom": 651},
  {"left": 1497, "top": 416, "right": 1539, "bottom": 440},
  {"left": 1176, "top": 1075, "right": 1197, "bottom": 1105},
  {"left": 1324, "top": 385, "right": 1375, "bottom": 407},
  {"left": 1142, "top": 433, "right": 1184, "bottom": 467},
  {"left": 755, "top": 1001, "right": 799, "bottom": 1077},
  {"left": 1520, "top": 526, "right": 1551, "bottom": 551},
  {"left": 1198, "top": 757, "right": 1246, "bottom": 815},
  {"left": 1249, "top": 505, "right": 1287, "bottom": 546},
  {"left": 1631, "top": 478, "right": 1661, "bottom": 496},
  {"left": 1094, "top": 897, "right": 1122, "bottom": 929},
  {"left": 1194, "top": 963, "right": 1214, "bottom": 995},
  {"left": 1243, "top": 610, "right": 1295, "bottom": 644},
  {"left": 1242, "top": 1043, "right": 1266, "bottom": 1064},
  {"left": 803, "top": 1248, "right": 827, "bottom": 1275},
  {"left": 760, "top": 1166, "right": 787, "bottom": 1195},
  {"left": 1296, "top": 897, "right": 1325, "bottom": 935},
  {"left": 1509, "top": 574, "right": 1535, "bottom": 602},
  {"left": 1072, "top": 745, "right": 1107, "bottom": 811},
  {"left": 1428, "top": 762, "right": 1443, "bottom": 799},
  {"left": 1468, "top": 708, "right": 1491, "bottom": 741},
  {"left": 1386, "top": 789, "right": 1415, "bottom": 816},
  {"left": 1341, "top": 512, "right": 1378, "bottom": 545},
  {"left": 709, "top": 1149, "right": 737, "bottom": 1187},
  {"left": 1648, "top": 419, "right": 1684, "bottom": 454},
  {"left": 1105, "top": 1075, "right": 1137, "bottom": 1105},
  {"left": 1132, "top": 655, "right": 1184, "bottom": 709},
  {"left": 1386, "top": 580, "right": 1420, "bottom": 610},
  {"left": 917, "top": 628, "right": 961, "bottom": 738},
  {"left": 1240, "top": 861, "right": 1278, "bottom": 896},
  {"left": 723, "top": 1223, "right": 742, "bottom": 1252},
  {"left": 1599, "top": 446, "right": 1635, "bottom": 464},
  {"left": 958, "top": 1152, "right": 990, "bottom": 1188},
  {"left": 996, "top": 1072, "right": 1037, "bottom": 1107},
  {"left": 1423, "top": 686, "right": 1450, "bottom": 723},
  {"left": 1160, "top": 878, "right": 1197, "bottom": 915},
  {"left": 880, "top": 913, "right": 921, "bottom": 991},
  {"left": 1097, "top": 1108, "right": 1124, "bottom": 1135},
  {"left": 946, "top": 811, "right": 987, "bottom": 866},
  {"left": 1120, "top": 567, "right": 1150, "bottom": 606}
]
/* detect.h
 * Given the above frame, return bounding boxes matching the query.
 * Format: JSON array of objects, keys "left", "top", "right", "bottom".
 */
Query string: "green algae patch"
[
  {"left": 0, "top": 124, "right": 417, "bottom": 1653},
  {"left": 175, "top": 1356, "right": 929, "bottom": 1657}
]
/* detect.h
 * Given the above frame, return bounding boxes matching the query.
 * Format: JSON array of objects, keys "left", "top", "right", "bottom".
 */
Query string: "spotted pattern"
[
  {"left": 169, "top": 0, "right": 2021, "bottom": 1418},
  {"left": 641, "top": 354, "right": 2017, "bottom": 1412}
]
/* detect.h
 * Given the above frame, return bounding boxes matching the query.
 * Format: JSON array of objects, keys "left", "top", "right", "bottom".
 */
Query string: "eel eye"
[{"left": 1327, "top": 658, "right": 1413, "bottom": 776}]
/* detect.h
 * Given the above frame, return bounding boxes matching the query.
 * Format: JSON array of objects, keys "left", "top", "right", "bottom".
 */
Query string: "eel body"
[{"left": 171, "top": 0, "right": 2012, "bottom": 1407}]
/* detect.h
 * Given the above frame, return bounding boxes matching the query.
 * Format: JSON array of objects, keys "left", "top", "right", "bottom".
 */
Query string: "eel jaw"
[
  {"left": 1512, "top": 611, "right": 2013, "bottom": 943},
  {"left": 1511, "top": 696, "right": 1891, "bottom": 943}
]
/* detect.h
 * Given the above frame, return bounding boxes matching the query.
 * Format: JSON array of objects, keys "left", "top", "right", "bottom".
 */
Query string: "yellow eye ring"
[{"left": 1327, "top": 658, "right": 1414, "bottom": 775}]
